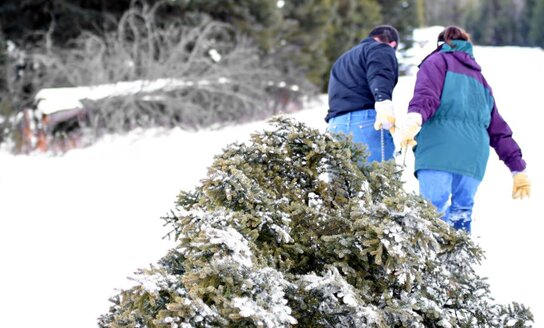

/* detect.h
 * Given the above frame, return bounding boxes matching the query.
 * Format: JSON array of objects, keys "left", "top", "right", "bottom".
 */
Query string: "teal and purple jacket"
[{"left": 408, "top": 40, "right": 526, "bottom": 180}]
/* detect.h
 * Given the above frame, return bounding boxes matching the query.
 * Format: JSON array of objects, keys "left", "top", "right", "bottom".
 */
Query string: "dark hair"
[
  {"left": 369, "top": 25, "right": 400, "bottom": 49},
  {"left": 438, "top": 25, "right": 471, "bottom": 46}
]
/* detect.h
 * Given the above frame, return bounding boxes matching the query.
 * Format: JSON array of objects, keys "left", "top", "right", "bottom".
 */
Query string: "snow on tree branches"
[{"left": 99, "top": 117, "right": 533, "bottom": 327}]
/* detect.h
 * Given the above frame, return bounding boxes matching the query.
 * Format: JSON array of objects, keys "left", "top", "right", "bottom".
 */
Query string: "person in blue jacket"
[
  {"left": 326, "top": 25, "right": 399, "bottom": 163},
  {"left": 398, "top": 26, "right": 531, "bottom": 233}
]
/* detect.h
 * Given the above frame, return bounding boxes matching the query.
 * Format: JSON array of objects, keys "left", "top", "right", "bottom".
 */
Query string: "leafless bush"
[
  {"left": 31, "top": 1, "right": 310, "bottom": 138},
  {"left": 0, "top": 34, "right": 38, "bottom": 150}
]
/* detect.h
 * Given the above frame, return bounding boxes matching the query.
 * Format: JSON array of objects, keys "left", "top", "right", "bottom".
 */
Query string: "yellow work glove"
[
  {"left": 399, "top": 112, "right": 422, "bottom": 148},
  {"left": 374, "top": 100, "right": 396, "bottom": 133},
  {"left": 512, "top": 171, "right": 531, "bottom": 199}
]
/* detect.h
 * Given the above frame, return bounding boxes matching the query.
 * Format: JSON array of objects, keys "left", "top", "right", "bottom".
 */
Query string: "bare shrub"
[
  {"left": 0, "top": 33, "right": 40, "bottom": 151},
  {"left": 31, "top": 1, "right": 311, "bottom": 140}
]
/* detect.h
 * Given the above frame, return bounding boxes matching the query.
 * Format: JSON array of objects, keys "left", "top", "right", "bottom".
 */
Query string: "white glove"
[
  {"left": 512, "top": 171, "right": 530, "bottom": 199},
  {"left": 398, "top": 112, "right": 423, "bottom": 148},
  {"left": 374, "top": 100, "right": 396, "bottom": 132}
]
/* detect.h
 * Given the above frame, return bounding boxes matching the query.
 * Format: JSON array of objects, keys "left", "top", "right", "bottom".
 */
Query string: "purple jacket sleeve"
[
  {"left": 487, "top": 100, "right": 527, "bottom": 172},
  {"left": 407, "top": 54, "right": 446, "bottom": 122}
]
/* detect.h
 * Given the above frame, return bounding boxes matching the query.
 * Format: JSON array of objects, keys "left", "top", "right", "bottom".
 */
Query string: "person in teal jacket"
[{"left": 398, "top": 26, "right": 530, "bottom": 233}]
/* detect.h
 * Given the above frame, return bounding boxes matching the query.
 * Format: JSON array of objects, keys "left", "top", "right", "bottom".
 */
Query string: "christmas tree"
[{"left": 99, "top": 117, "right": 533, "bottom": 327}]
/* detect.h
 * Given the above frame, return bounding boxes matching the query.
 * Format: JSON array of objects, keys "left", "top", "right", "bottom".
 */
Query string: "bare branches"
[{"left": 13, "top": 0, "right": 311, "bottom": 151}]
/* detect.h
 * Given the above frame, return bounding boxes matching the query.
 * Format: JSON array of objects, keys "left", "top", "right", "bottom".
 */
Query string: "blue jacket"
[
  {"left": 326, "top": 37, "right": 398, "bottom": 122},
  {"left": 409, "top": 40, "right": 526, "bottom": 180}
]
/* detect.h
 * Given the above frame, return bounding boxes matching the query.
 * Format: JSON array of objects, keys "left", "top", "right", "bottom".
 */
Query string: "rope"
[{"left": 380, "top": 128, "right": 385, "bottom": 162}]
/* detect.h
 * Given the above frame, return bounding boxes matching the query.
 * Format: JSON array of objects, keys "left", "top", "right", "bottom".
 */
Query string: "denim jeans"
[
  {"left": 417, "top": 169, "right": 481, "bottom": 233},
  {"left": 327, "top": 110, "right": 395, "bottom": 163}
]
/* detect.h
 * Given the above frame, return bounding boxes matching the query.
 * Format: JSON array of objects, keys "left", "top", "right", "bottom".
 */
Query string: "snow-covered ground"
[{"left": 1, "top": 36, "right": 543, "bottom": 326}]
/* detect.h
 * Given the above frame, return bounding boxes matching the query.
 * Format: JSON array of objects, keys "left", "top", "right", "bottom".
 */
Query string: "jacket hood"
[{"left": 440, "top": 40, "right": 481, "bottom": 71}]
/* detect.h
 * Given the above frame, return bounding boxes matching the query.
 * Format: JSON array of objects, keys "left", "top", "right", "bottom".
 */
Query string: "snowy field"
[{"left": 1, "top": 42, "right": 543, "bottom": 326}]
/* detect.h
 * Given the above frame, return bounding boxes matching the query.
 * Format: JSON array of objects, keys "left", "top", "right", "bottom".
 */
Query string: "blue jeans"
[
  {"left": 327, "top": 110, "right": 395, "bottom": 163},
  {"left": 417, "top": 169, "right": 481, "bottom": 233}
]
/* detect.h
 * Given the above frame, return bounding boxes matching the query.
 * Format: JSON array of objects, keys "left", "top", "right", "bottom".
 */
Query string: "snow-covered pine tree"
[{"left": 99, "top": 117, "right": 533, "bottom": 327}]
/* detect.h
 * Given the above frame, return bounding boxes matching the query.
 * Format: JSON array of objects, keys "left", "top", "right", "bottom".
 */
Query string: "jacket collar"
[
  {"left": 360, "top": 37, "right": 375, "bottom": 45},
  {"left": 440, "top": 40, "right": 474, "bottom": 57},
  {"left": 418, "top": 40, "right": 479, "bottom": 70}
]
